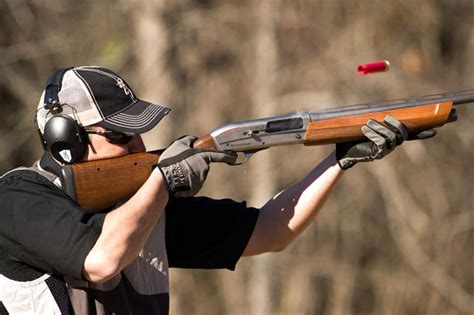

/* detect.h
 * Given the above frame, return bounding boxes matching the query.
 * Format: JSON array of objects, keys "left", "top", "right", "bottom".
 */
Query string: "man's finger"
[
  {"left": 203, "top": 151, "right": 238, "bottom": 164},
  {"left": 366, "top": 119, "right": 397, "bottom": 149},
  {"left": 384, "top": 115, "right": 408, "bottom": 143}
]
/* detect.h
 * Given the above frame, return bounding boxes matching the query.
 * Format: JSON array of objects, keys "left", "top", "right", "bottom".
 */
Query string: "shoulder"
[
  {"left": 165, "top": 196, "right": 259, "bottom": 234},
  {"left": 1, "top": 167, "right": 61, "bottom": 191},
  {"left": 166, "top": 196, "right": 259, "bottom": 224},
  {"left": 2, "top": 167, "right": 51, "bottom": 181},
  {"left": 166, "top": 196, "right": 255, "bottom": 211},
  {"left": 0, "top": 167, "right": 73, "bottom": 208}
]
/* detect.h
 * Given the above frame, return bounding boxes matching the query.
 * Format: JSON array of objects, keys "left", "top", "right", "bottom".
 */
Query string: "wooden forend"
[{"left": 304, "top": 102, "right": 453, "bottom": 145}]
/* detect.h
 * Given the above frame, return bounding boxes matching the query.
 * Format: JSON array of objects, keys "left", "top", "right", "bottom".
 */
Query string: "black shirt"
[{"left": 0, "top": 161, "right": 259, "bottom": 314}]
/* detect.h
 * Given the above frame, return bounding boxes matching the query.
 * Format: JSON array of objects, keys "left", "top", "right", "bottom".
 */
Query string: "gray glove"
[
  {"left": 156, "top": 135, "right": 237, "bottom": 196},
  {"left": 336, "top": 115, "right": 436, "bottom": 170}
]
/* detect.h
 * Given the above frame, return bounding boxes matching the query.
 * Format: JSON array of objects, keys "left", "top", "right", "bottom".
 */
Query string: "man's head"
[{"left": 36, "top": 66, "right": 170, "bottom": 164}]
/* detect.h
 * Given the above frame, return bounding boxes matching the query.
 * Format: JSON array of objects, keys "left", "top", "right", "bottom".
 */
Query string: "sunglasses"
[{"left": 84, "top": 129, "right": 135, "bottom": 145}]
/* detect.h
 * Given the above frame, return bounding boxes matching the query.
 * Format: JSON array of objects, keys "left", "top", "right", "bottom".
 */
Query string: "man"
[{"left": 0, "top": 66, "right": 434, "bottom": 314}]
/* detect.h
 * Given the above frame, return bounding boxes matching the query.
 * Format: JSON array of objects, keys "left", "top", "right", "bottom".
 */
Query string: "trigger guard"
[
  {"left": 233, "top": 152, "right": 254, "bottom": 165},
  {"left": 230, "top": 148, "right": 268, "bottom": 165}
]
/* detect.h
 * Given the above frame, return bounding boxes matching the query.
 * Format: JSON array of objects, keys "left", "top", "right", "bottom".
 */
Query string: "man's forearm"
[
  {"left": 83, "top": 169, "right": 169, "bottom": 283},
  {"left": 243, "top": 151, "right": 343, "bottom": 256}
]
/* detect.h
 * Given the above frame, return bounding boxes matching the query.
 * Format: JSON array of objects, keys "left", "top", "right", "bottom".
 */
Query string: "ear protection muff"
[
  {"left": 39, "top": 67, "right": 88, "bottom": 164},
  {"left": 42, "top": 115, "right": 87, "bottom": 164}
]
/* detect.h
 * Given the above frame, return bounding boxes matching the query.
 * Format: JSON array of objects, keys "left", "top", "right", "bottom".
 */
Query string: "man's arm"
[
  {"left": 83, "top": 168, "right": 169, "bottom": 283},
  {"left": 82, "top": 136, "right": 237, "bottom": 283},
  {"left": 242, "top": 151, "right": 342, "bottom": 256},
  {"left": 243, "top": 116, "right": 434, "bottom": 256}
]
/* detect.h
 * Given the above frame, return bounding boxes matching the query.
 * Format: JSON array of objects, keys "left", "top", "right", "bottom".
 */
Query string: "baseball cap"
[{"left": 36, "top": 66, "right": 171, "bottom": 134}]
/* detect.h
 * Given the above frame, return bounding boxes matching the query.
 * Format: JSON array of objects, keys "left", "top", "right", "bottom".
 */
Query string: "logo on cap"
[{"left": 116, "top": 78, "right": 133, "bottom": 97}]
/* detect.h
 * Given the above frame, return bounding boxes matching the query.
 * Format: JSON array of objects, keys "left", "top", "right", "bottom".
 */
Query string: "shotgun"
[{"left": 61, "top": 89, "right": 474, "bottom": 212}]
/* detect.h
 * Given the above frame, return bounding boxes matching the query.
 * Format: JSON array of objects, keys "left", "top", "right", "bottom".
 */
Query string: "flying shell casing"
[{"left": 357, "top": 60, "right": 390, "bottom": 75}]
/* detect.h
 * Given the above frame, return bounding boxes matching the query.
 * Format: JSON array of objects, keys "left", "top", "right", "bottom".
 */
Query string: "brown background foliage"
[{"left": 1, "top": 1, "right": 473, "bottom": 314}]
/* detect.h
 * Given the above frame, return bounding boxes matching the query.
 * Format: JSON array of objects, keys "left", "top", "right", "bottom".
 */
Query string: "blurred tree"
[{"left": 0, "top": 0, "right": 472, "bottom": 314}]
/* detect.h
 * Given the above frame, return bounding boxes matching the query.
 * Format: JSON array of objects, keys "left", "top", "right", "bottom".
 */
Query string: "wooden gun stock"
[
  {"left": 62, "top": 141, "right": 216, "bottom": 212},
  {"left": 63, "top": 152, "right": 160, "bottom": 212},
  {"left": 193, "top": 134, "right": 218, "bottom": 150}
]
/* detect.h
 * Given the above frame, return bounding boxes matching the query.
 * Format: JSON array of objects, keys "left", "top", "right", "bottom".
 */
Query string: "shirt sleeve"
[
  {"left": 0, "top": 171, "right": 105, "bottom": 280},
  {"left": 165, "top": 196, "right": 259, "bottom": 270}
]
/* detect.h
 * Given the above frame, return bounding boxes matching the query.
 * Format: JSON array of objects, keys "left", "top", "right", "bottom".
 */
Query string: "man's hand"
[
  {"left": 336, "top": 115, "right": 436, "bottom": 170},
  {"left": 156, "top": 135, "right": 237, "bottom": 196}
]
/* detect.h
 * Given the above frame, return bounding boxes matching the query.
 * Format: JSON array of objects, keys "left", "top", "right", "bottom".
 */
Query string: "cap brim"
[{"left": 98, "top": 100, "right": 171, "bottom": 134}]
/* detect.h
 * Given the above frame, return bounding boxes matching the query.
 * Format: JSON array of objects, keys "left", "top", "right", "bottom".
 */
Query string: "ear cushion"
[{"left": 42, "top": 115, "right": 87, "bottom": 164}]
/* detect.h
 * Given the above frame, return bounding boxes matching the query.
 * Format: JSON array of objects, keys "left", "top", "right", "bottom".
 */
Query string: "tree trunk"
[{"left": 248, "top": 1, "right": 281, "bottom": 314}]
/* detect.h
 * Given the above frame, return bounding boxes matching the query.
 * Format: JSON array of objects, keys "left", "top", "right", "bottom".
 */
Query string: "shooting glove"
[
  {"left": 336, "top": 115, "right": 436, "bottom": 170},
  {"left": 156, "top": 135, "right": 237, "bottom": 197}
]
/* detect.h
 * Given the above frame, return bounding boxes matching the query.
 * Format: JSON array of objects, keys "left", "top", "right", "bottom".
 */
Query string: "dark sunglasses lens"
[{"left": 105, "top": 132, "right": 134, "bottom": 144}]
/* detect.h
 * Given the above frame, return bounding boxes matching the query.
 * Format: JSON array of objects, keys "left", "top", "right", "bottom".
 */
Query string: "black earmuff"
[
  {"left": 40, "top": 67, "right": 88, "bottom": 164},
  {"left": 42, "top": 115, "right": 87, "bottom": 164}
]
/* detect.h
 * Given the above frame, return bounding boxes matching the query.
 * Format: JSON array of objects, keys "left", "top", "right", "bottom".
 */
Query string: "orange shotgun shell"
[{"left": 357, "top": 60, "right": 390, "bottom": 75}]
